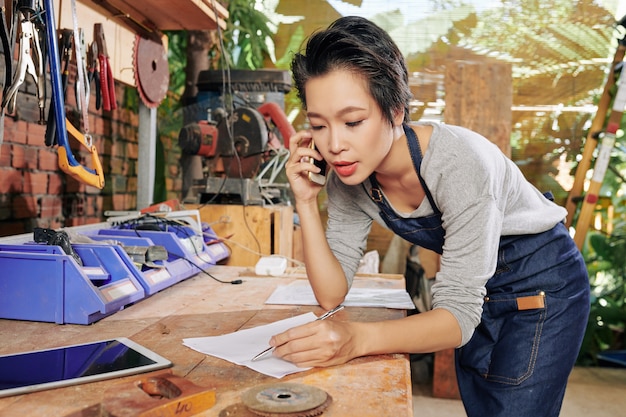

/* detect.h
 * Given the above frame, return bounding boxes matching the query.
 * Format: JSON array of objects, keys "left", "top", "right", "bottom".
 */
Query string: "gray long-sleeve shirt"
[{"left": 325, "top": 122, "right": 567, "bottom": 346}]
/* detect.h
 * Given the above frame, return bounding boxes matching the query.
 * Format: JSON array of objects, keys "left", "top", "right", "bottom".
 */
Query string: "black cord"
[{"left": 175, "top": 253, "right": 243, "bottom": 285}]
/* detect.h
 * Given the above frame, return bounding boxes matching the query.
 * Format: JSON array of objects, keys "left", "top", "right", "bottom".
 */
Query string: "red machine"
[{"left": 178, "top": 101, "right": 295, "bottom": 204}]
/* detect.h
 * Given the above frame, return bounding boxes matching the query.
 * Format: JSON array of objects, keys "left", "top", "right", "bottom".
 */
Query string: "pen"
[{"left": 250, "top": 305, "right": 345, "bottom": 362}]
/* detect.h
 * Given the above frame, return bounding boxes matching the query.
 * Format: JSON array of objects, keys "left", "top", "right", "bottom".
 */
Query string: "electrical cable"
[
  {"left": 170, "top": 252, "right": 242, "bottom": 285},
  {"left": 116, "top": 214, "right": 242, "bottom": 284}
]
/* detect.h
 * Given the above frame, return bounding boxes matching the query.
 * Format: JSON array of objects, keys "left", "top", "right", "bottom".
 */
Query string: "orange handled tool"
[
  {"left": 43, "top": 0, "right": 105, "bottom": 189},
  {"left": 94, "top": 23, "right": 117, "bottom": 111}
]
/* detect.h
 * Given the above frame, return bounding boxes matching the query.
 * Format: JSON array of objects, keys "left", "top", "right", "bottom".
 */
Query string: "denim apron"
[{"left": 367, "top": 124, "right": 590, "bottom": 417}]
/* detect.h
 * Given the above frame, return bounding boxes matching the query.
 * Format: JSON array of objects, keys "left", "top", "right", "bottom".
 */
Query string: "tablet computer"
[{"left": 0, "top": 337, "right": 172, "bottom": 398}]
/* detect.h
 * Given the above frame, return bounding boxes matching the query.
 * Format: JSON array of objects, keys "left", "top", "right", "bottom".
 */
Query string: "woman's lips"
[{"left": 333, "top": 162, "right": 357, "bottom": 176}]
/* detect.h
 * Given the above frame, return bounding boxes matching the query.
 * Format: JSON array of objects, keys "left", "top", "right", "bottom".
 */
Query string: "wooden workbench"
[{"left": 0, "top": 266, "right": 413, "bottom": 417}]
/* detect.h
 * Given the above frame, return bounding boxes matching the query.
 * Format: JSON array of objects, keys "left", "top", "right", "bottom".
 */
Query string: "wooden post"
[{"left": 430, "top": 60, "right": 513, "bottom": 399}]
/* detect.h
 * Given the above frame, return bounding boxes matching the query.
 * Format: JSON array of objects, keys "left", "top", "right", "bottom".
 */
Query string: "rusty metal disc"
[
  {"left": 133, "top": 35, "right": 169, "bottom": 108},
  {"left": 240, "top": 383, "right": 331, "bottom": 417}
]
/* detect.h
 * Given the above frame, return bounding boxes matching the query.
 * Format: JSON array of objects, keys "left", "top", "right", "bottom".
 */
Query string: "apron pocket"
[{"left": 458, "top": 291, "right": 547, "bottom": 385}]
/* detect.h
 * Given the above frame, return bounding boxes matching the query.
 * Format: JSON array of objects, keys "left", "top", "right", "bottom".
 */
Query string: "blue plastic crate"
[
  {"left": 0, "top": 243, "right": 145, "bottom": 324},
  {"left": 597, "top": 350, "right": 626, "bottom": 368}
]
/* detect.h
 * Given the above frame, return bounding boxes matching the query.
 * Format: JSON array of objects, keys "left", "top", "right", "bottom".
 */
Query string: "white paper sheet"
[
  {"left": 183, "top": 313, "right": 317, "bottom": 379},
  {"left": 264, "top": 281, "right": 415, "bottom": 309}
]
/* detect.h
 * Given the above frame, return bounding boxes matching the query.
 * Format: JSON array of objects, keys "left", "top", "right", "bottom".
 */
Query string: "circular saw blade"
[
  {"left": 133, "top": 35, "right": 169, "bottom": 108},
  {"left": 240, "top": 383, "right": 331, "bottom": 417}
]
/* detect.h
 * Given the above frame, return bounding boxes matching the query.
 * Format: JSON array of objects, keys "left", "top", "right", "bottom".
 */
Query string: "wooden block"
[
  {"left": 190, "top": 204, "right": 293, "bottom": 267},
  {"left": 432, "top": 348, "right": 461, "bottom": 399}
]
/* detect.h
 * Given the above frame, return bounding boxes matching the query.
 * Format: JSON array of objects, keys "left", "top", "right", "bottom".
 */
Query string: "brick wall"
[{"left": 0, "top": 61, "right": 182, "bottom": 238}]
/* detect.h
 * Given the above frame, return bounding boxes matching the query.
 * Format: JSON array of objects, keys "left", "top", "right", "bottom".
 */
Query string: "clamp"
[
  {"left": 87, "top": 39, "right": 102, "bottom": 110},
  {"left": 1, "top": 10, "right": 46, "bottom": 122}
]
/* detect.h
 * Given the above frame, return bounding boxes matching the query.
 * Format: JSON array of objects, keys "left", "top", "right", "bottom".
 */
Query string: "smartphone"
[{"left": 307, "top": 141, "right": 327, "bottom": 186}]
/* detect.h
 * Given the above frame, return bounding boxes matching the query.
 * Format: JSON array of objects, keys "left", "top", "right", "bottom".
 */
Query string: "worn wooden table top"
[{"left": 0, "top": 266, "right": 413, "bottom": 417}]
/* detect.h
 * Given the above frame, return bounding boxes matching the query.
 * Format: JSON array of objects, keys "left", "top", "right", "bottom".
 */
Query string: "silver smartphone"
[{"left": 307, "top": 140, "right": 327, "bottom": 185}]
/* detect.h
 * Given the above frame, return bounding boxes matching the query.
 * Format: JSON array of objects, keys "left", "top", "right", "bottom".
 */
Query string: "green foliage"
[
  {"left": 578, "top": 225, "right": 626, "bottom": 365},
  {"left": 222, "top": 0, "right": 274, "bottom": 69},
  {"left": 576, "top": 122, "right": 626, "bottom": 365}
]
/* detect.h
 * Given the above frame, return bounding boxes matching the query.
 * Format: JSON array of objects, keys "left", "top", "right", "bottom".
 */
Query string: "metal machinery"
[{"left": 178, "top": 69, "right": 295, "bottom": 205}]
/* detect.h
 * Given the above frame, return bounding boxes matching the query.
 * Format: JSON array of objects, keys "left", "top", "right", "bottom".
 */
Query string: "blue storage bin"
[{"left": 0, "top": 243, "right": 145, "bottom": 325}]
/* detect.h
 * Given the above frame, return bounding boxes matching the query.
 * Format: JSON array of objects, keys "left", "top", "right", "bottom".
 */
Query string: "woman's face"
[{"left": 305, "top": 69, "right": 399, "bottom": 186}]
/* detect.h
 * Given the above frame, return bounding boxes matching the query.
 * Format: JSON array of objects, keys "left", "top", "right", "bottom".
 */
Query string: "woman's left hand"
[{"left": 269, "top": 319, "right": 361, "bottom": 368}]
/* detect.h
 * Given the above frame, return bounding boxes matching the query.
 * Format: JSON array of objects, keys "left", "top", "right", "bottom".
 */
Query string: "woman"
[{"left": 273, "top": 16, "right": 589, "bottom": 417}]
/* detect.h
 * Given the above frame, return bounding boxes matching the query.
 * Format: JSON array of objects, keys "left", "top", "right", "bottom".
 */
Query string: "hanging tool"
[
  {"left": 94, "top": 22, "right": 117, "bottom": 111},
  {"left": 87, "top": 39, "right": 101, "bottom": 110},
  {"left": 566, "top": 15, "right": 626, "bottom": 227},
  {"left": 44, "top": 28, "right": 73, "bottom": 147},
  {"left": 1, "top": 0, "right": 17, "bottom": 100},
  {"left": 42, "top": 0, "right": 105, "bottom": 189},
  {"left": 1, "top": 3, "right": 46, "bottom": 123},
  {"left": 0, "top": 0, "right": 17, "bottom": 156},
  {"left": 70, "top": 0, "right": 89, "bottom": 136},
  {"left": 74, "top": 27, "right": 90, "bottom": 114},
  {"left": 573, "top": 60, "right": 626, "bottom": 250}
]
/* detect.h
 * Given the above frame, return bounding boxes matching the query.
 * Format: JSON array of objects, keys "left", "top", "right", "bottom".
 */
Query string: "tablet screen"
[{"left": 0, "top": 338, "right": 172, "bottom": 398}]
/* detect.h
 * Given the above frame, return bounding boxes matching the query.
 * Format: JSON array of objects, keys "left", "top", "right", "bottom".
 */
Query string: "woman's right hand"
[{"left": 285, "top": 130, "right": 326, "bottom": 203}]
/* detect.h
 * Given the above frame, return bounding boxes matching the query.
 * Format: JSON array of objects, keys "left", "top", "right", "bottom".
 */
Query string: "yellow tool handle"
[{"left": 57, "top": 119, "right": 105, "bottom": 189}]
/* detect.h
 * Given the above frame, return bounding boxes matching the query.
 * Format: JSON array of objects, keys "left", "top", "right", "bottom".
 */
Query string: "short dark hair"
[{"left": 291, "top": 16, "right": 412, "bottom": 125}]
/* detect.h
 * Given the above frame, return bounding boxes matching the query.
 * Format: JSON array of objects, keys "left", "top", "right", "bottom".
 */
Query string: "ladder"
[{"left": 567, "top": 18, "right": 626, "bottom": 250}]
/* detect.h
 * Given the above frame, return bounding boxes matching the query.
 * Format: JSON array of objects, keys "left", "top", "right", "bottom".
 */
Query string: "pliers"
[
  {"left": 1, "top": 11, "right": 46, "bottom": 122},
  {"left": 87, "top": 40, "right": 101, "bottom": 110},
  {"left": 94, "top": 23, "right": 116, "bottom": 111}
]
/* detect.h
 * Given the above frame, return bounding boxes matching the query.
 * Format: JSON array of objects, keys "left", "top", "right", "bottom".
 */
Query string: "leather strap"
[{"left": 516, "top": 293, "right": 545, "bottom": 311}]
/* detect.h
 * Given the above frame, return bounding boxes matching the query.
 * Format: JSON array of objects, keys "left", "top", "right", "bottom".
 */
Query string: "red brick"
[
  {"left": 2, "top": 116, "right": 14, "bottom": 132},
  {"left": 48, "top": 174, "right": 63, "bottom": 194},
  {"left": 112, "top": 193, "right": 125, "bottom": 211},
  {"left": 12, "top": 145, "right": 38, "bottom": 169},
  {"left": 127, "top": 177, "right": 137, "bottom": 192},
  {"left": 0, "top": 221, "right": 27, "bottom": 237},
  {"left": 39, "top": 196, "right": 63, "bottom": 218},
  {"left": 94, "top": 196, "right": 104, "bottom": 214},
  {"left": 39, "top": 147, "right": 59, "bottom": 171},
  {"left": 129, "top": 110, "right": 139, "bottom": 127},
  {"left": 0, "top": 143, "right": 10, "bottom": 166},
  {"left": 65, "top": 217, "right": 86, "bottom": 227},
  {"left": 111, "top": 140, "right": 125, "bottom": 159},
  {"left": 125, "top": 193, "right": 136, "bottom": 210},
  {"left": 13, "top": 195, "right": 37, "bottom": 218},
  {"left": 127, "top": 142, "right": 139, "bottom": 159},
  {"left": 8, "top": 120, "right": 27, "bottom": 144},
  {"left": 65, "top": 176, "right": 86, "bottom": 193},
  {"left": 84, "top": 216, "right": 102, "bottom": 225},
  {"left": 0, "top": 195, "right": 10, "bottom": 220},
  {"left": 0, "top": 168, "right": 22, "bottom": 193},
  {"left": 27, "top": 122, "right": 46, "bottom": 145},
  {"left": 92, "top": 116, "right": 105, "bottom": 136},
  {"left": 23, "top": 171, "right": 48, "bottom": 194}
]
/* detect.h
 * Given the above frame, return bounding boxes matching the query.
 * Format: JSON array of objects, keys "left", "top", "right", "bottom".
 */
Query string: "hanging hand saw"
[
  {"left": 573, "top": 57, "right": 626, "bottom": 250},
  {"left": 42, "top": 0, "right": 105, "bottom": 189}
]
